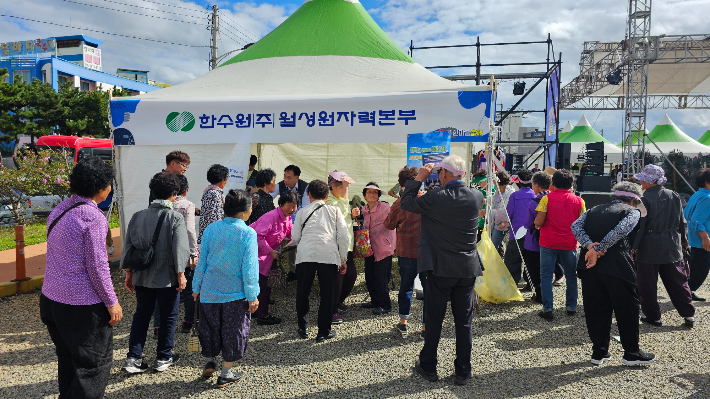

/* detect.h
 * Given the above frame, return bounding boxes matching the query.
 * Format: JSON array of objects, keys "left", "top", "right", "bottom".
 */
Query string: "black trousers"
[
  {"left": 689, "top": 247, "right": 710, "bottom": 292},
  {"left": 419, "top": 273, "right": 476, "bottom": 377},
  {"left": 333, "top": 251, "right": 356, "bottom": 311},
  {"left": 581, "top": 271, "right": 640, "bottom": 354},
  {"left": 364, "top": 255, "right": 393, "bottom": 310},
  {"left": 504, "top": 238, "right": 525, "bottom": 283},
  {"left": 39, "top": 294, "right": 113, "bottom": 399},
  {"left": 296, "top": 262, "right": 337, "bottom": 336},
  {"left": 523, "top": 248, "right": 542, "bottom": 295}
]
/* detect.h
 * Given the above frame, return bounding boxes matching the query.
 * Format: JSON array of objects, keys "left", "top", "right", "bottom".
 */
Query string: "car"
[
  {"left": 0, "top": 193, "right": 34, "bottom": 225},
  {"left": 29, "top": 193, "right": 63, "bottom": 217}
]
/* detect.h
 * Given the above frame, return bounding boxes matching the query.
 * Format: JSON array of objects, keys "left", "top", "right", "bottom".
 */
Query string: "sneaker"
[
  {"left": 202, "top": 361, "right": 217, "bottom": 378},
  {"left": 331, "top": 313, "right": 343, "bottom": 325},
  {"left": 685, "top": 317, "right": 695, "bottom": 327},
  {"left": 414, "top": 359, "right": 438, "bottom": 382},
  {"left": 297, "top": 328, "right": 309, "bottom": 339},
  {"left": 538, "top": 311, "right": 554, "bottom": 321},
  {"left": 182, "top": 321, "right": 193, "bottom": 334},
  {"left": 396, "top": 323, "right": 408, "bottom": 338},
  {"left": 640, "top": 316, "right": 662, "bottom": 327},
  {"left": 566, "top": 309, "right": 576, "bottom": 316},
  {"left": 216, "top": 371, "right": 244, "bottom": 388},
  {"left": 553, "top": 276, "right": 565, "bottom": 286},
  {"left": 256, "top": 315, "right": 282, "bottom": 325},
  {"left": 373, "top": 307, "right": 392, "bottom": 315},
  {"left": 122, "top": 357, "right": 149, "bottom": 374},
  {"left": 590, "top": 351, "right": 612, "bottom": 365},
  {"left": 361, "top": 302, "right": 377, "bottom": 309},
  {"left": 153, "top": 354, "right": 180, "bottom": 372},
  {"left": 691, "top": 292, "right": 706, "bottom": 302},
  {"left": 107, "top": 245, "right": 115, "bottom": 255},
  {"left": 622, "top": 350, "right": 655, "bottom": 366},
  {"left": 315, "top": 330, "right": 336, "bottom": 342},
  {"left": 338, "top": 303, "right": 349, "bottom": 313}
]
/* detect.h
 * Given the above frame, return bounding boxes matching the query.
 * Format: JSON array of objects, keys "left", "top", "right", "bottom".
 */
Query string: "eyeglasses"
[{"left": 176, "top": 161, "right": 189, "bottom": 170}]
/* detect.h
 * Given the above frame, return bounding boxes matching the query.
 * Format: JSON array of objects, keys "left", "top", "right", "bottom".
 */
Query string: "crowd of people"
[{"left": 37, "top": 150, "right": 710, "bottom": 397}]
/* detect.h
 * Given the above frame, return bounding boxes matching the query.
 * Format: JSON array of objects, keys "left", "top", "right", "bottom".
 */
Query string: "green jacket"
[{"left": 474, "top": 184, "right": 496, "bottom": 229}]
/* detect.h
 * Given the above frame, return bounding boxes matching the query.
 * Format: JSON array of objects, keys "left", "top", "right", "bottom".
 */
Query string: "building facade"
[{"left": 0, "top": 35, "right": 161, "bottom": 94}]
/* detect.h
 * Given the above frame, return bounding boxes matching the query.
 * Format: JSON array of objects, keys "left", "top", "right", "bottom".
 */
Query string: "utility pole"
[{"left": 210, "top": 5, "right": 219, "bottom": 70}]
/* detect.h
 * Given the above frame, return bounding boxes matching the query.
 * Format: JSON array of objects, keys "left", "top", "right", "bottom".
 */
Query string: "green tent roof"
[
  {"left": 559, "top": 121, "right": 573, "bottom": 141},
  {"left": 221, "top": 0, "right": 414, "bottom": 67},
  {"left": 698, "top": 129, "right": 710, "bottom": 146},
  {"left": 618, "top": 130, "right": 649, "bottom": 146},
  {"left": 648, "top": 114, "right": 695, "bottom": 143},
  {"left": 560, "top": 115, "right": 612, "bottom": 144}
]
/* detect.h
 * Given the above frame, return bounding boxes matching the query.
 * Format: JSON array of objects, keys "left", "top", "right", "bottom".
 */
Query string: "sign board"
[
  {"left": 0, "top": 38, "right": 56, "bottom": 56},
  {"left": 57, "top": 39, "right": 81, "bottom": 48},
  {"left": 83, "top": 45, "right": 102, "bottom": 71},
  {"left": 226, "top": 165, "right": 245, "bottom": 185}
]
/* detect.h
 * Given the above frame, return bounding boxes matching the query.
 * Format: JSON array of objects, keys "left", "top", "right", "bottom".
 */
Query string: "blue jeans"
[
  {"left": 397, "top": 257, "right": 427, "bottom": 325},
  {"left": 540, "top": 246, "right": 578, "bottom": 313},
  {"left": 128, "top": 286, "right": 180, "bottom": 361},
  {"left": 491, "top": 228, "right": 507, "bottom": 251}
]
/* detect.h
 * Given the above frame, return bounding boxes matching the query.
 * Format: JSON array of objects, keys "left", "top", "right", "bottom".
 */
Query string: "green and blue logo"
[{"left": 166, "top": 112, "right": 195, "bottom": 132}]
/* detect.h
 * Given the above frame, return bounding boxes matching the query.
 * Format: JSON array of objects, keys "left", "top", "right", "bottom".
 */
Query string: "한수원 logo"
[{"left": 166, "top": 112, "right": 195, "bottom": 132}]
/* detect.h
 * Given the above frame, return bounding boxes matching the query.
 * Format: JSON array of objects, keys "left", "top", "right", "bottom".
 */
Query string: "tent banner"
[{"left": 110, "top": 89, "right": 493, "bottom": 146}]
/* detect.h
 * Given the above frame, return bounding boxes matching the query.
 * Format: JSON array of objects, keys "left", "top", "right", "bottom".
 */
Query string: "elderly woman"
[
  {"left": 250, "top": 190, "right": 298, "bottom": 325},
  {"left": 491, "top": 170, "right": 514, "bottom": 251},
  {"left": 361, "top": 182, "right": 397, "bottom": 315},
  {"left": 571, "top": 182, "right": 655, "bottom": 366},
  {"left": 292, "top": 180, "right": 349, "bottom": 342},
  {"left": 248, "top": 168, "right": 277, "bottom": 225},
  {"left": 192, "top": 189, "right": 260, "bottom": 388},
  {"left": 40, "top": 157, "right": 121, "bottom": 399},
  {"left": 122, "top": 172, "right": 190, "bottom": 374},
  {"left": 198, "top": 164, "right": 228, "bottom": 244},
  {"left": 684, "top": 168, "right": 710, "bottom": 301}
]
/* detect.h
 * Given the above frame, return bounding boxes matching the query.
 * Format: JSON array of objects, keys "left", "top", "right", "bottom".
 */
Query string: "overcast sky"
[{"left": 2, "top": 0, "right": 709, "bottom": 144}]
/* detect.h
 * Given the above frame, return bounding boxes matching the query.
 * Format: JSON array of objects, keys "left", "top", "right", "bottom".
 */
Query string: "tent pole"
[{"left": 646, "top": 135, "right": 696, "bottom": 194}]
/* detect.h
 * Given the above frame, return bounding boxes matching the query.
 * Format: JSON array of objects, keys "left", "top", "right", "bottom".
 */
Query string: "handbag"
[
  {"left": 267, "top": 256, "right": 288, "bottom": 289},
  {"left": 123, "top": 210, "right": 168, "bottom": 271},
  {"left": 353, "top": 221, "right": 374, "bottom": 258},
  {"left": 188, "top": 299, "right": 201, "bottom": 353}
]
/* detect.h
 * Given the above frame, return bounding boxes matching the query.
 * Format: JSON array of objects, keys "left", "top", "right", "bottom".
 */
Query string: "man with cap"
[
  {"left": 400, "top": 155, "right": 483, "bottom": 385},
  {"left": 326, "top": 171, "right": 359, "bottom": 324},
  {"left": 632, "top": 165, "right": 695, "bottom": 327}
]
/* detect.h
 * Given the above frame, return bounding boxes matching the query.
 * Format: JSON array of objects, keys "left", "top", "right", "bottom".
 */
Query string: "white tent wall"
[{"left": 116, "top": 143, "right": 251, "bottom": 240}]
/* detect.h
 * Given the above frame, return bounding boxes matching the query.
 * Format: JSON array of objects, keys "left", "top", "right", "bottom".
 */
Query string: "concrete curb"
[{"left": 0, "top": 275, "right": 45, "bottom": 298}]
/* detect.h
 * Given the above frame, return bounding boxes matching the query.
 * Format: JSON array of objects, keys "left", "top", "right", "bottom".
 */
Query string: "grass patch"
[{"left": 0, "top": 207, "right": 120, "bottom": 251}]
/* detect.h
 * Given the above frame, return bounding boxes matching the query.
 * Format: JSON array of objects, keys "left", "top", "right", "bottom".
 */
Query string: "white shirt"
[
  {"left": 617, "top": 171, "right": 623, "bottom": 183},
  {"left": 291, "top": 200, "right": 349, "bottom": 266}
]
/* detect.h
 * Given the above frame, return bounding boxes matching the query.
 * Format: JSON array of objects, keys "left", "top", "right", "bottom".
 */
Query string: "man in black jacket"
[{"left": 400, "top": 155, "right": 483, "bottom": 385}]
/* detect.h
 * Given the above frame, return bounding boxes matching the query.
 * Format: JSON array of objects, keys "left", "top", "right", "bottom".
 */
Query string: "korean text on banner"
[{"left": 407, "top": 131, "right": 451, "bottom": 169}]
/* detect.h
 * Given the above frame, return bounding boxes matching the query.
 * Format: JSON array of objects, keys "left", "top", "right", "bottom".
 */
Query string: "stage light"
[
  {"left": 513, "top": 82, "right": 526, "bottom": 95},
  {"left": 606, "top": 69, "right": 623, "bottom": 85}
]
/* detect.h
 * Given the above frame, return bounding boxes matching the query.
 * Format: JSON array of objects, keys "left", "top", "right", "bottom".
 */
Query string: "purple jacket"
[
  {"left": 524, "top": 192, "right": 546, "bottom": 251},
  {"left": 250, "top": 207, "right": 292, "bottom": 276},
  {"left": 506, "top": 187, "right": 536, "bottom": 240}
]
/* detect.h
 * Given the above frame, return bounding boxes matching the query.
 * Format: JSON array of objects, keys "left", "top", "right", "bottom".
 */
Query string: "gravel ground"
[{"left": 1, "top": 259, "right": 709, "bottom": 398}]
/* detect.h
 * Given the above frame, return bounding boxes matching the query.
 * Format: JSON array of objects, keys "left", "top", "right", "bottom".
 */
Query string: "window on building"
[
  {"left": 58, "top": 75, "right": 68, "bottom": 86},
  {"left": 12, "top": 70, "right": 31, "bottom": 84},
  {"left": 81, "top": 81, "right": 90, "bottom": 91},
  {"left": 42, "top": 70, "right": 47, "bottom": 83}
]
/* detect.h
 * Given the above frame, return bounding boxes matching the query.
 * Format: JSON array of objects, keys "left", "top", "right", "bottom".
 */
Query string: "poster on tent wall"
[
  {"left": 545, "top": 67, "right": 559, "bottom": 168},
  {"left": 109, "top": 89, "right": 494, "bottom": 146},
  {"left": 407, "top": 131, "right": 451, "bottom": 167}
]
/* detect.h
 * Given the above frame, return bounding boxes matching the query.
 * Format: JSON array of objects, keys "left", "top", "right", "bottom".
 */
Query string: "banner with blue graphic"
[{"left": 109, "top": 89, "right": 494, "bottom": 146}]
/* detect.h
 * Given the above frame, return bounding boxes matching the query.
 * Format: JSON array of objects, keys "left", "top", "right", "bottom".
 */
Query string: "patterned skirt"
[{"left": 198, "top": 299, "right": 250, "bottom": 362}]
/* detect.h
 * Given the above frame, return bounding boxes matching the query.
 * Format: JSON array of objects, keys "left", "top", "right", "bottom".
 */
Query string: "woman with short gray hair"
[{"left": 570, "top": 181, "right": 655, "bottom": 366}]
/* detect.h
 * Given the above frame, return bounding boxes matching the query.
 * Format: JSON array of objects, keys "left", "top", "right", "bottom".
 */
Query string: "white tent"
[
  {"left": 641, "top": 114, "right": 710, "bottom": 156},
  {"left": 110, "top": 0, "right": 494, "bottom": 231},
  {"left": 561, "top": 115, "right": 623, "bottom": 164}
]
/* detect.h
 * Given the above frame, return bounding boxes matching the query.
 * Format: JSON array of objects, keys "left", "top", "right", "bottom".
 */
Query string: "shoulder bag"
[
  {"left": 47, "top": 202, "right": 88, "bottom": 237},
  {"left": 354, "top": 204, "right": 374, "bottom": 258},
  {"left": 123, "top": 210, "right": 168, "bottom": 271}
]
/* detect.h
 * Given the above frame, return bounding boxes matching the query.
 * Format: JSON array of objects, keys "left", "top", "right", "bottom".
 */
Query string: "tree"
[
  {"left": 55, "top": 83, "right": 132, "bottom": 138},
  {"left": 0, "top": 149, "right": 72, "bottom": 224}
]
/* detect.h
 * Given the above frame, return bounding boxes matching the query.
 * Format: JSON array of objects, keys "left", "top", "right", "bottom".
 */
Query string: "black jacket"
[
  {"left": 400, "top": 179, "right": 483, "bottom": 278},
  {"left": 633, "top": 185, "right": 688, "bottom": 264}
]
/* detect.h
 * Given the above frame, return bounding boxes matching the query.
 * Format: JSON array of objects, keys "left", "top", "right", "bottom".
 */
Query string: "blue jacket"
[
  {"left": 192, "top": 217, "right": 260, "bottom": 303},
  {"left": 684, "top": 188, "right": 710, "bottom": 249}
]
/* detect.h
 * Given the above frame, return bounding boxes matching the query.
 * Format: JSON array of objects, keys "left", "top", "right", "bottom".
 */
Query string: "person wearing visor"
[
  {"left": 400, "top": 155, "right": 483, "bottom": 385},
  {"left": 361, "top": 182, "right": 397, "bottom": 315},
  {"left": 326, "top": 171, "right": 359, "bottom": 324}
]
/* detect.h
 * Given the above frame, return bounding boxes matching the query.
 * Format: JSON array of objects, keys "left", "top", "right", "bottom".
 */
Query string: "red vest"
[{"left": 539, "top": 189, "right": 584, "bottom": 250}]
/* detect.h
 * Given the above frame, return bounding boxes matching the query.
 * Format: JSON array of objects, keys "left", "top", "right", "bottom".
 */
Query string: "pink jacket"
[
  {"left": 362, "top": 201, "right": 396, "bottom": 262},
  {"left": 250, "top": 207, "right": 292, "bottom": 276}
]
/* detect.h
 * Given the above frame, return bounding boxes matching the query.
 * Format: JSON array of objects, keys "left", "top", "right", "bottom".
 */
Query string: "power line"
[
  {"left": 219, "top": 14, "right": 258, "bottom": 42},
  {"left": 0, "top": 14, "right": 208, "bottom": 47},
  {"left": 92, "top": 0, "right": 206, "bottom": 19},
  {"left": 219, "top": 29, "right": 245, "bottom": 47},
  {"left": 219, "top": 24, "right": 249, "bottom": 45},
  {"left": 62, "top": 0, "right": 207, "bottom": 26},
  {"left": 138, "top": 0, "right": 205, "bottom": 12},
  {"left": 100, "top": 37, "right": 206, "bottom": 60}
]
